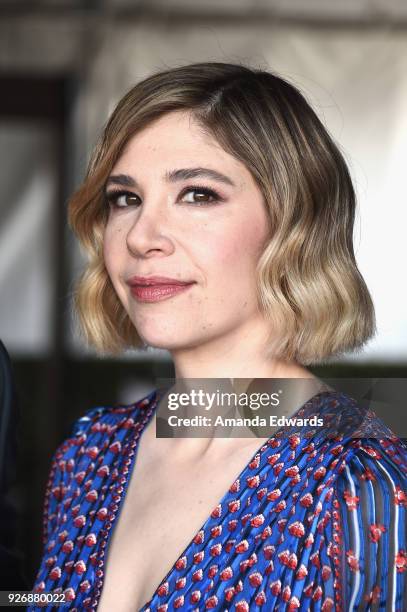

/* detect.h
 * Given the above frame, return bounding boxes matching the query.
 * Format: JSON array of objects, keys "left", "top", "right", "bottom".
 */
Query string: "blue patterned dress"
[{"left": 28, "top": 389, "right": 407, "bottom": 611}]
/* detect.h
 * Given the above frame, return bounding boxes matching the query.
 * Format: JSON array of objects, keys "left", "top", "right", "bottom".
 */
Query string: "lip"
[
  {"left": 126, "top": 275, "right": 196, "bottom": 303},
  {"left": 127, "top": 275, "right": 195, "bottom": 286}
]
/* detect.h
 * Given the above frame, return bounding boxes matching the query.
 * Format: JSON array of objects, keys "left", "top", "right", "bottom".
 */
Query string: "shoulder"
[
  {"left": 50, "top": 388, "right": 158, "bottom": 465},
  {"left": 335, "top": 435, "right": 407, "bottom": 514},
  {"left": 70, "top": 388, "right": 157, "bottom": 437},
  {"left": 307, "top": 389, "right": 407, "bottom": 509},
  {"left": 340, "top": 398, "right": 407, "bottom": 478},
  {"left": 336, "top": 433, "right": 407, "bottom": 508},
  {"left": 329, "top": 390, "right": 407, "bottom": 487},
  {"left": 310, "top": 389, "right": 407, "bottom": 451},
  {"left": 41, "top": 388, "right": 158, "bottom": 544}
]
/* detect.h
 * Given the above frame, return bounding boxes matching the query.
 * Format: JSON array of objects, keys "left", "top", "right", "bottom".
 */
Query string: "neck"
[
  {"left": 170, "top": 315, "right": 313, "bottom": 380},
  {"left": 155, "top": 316, "right": 320, "bottom": 461}
]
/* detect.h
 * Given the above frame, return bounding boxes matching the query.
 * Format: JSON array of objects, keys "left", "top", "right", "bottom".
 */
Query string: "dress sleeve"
[
  {"left": 40, "top": 440, "right": 68, "bottom": 550},
  {"left": 40, "top": 406, "right": 106, "bottom": 550},
  {"left": 335, "top": 437, "right": 407, "bottom": 610}
]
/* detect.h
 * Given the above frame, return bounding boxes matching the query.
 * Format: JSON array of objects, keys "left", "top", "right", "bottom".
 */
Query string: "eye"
[
  {"left": 179, "top": 185, "right": 222, "bottom": 205},
  {"left": 105, "top": 190, "right": 140, "bottom": 208}
]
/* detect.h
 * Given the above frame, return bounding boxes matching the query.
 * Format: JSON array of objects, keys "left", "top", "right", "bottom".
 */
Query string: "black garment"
[{"left": 0, "top": 339, "right": 27, "bottom": 590}]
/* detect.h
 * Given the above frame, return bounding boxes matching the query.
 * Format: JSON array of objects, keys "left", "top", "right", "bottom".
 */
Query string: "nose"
[{"left": 125, "top": 201, "right": 174, "bottom": 258}]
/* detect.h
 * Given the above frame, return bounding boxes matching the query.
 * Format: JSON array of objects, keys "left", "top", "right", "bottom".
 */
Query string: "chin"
[
  {"left": 136, "top": 327, "right": 206, "bottom": 352},
  {"left": 134, "top": 324, "right": 183, "bottom": 349}
]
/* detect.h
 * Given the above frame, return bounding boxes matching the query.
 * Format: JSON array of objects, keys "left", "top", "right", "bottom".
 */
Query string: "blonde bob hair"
[{"left": 68, "top": 61, "right": 375, "bottom": 365}]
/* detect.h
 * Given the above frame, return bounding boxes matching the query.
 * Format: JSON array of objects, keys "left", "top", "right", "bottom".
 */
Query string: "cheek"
[
  {"left": 102, "top": 231, "right": 129, "bottom": 311},
  {"left": 102, "top": 224, "right": 123, "bottom": 276},
  {"left": 199, "top": 219, "right": 267, "bottom": 279}
]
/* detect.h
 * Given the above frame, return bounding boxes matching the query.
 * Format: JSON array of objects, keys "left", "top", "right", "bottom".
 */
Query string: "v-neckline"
[{"left": 95, "top": 387, "right": 331, "bottom": 612}]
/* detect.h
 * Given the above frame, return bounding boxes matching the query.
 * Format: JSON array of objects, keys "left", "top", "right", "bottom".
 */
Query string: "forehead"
[{"left": 111, "top": 111, "right": 249, "bottom": 190}]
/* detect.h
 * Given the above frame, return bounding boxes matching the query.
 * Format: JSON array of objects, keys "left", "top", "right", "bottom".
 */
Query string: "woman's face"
[{"left": 103, "top": 110, "right": 271, "bottom": 351}]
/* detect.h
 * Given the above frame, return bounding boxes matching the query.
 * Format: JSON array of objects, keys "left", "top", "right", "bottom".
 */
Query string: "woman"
[{"left": 28, "top": 62, "right": 406, "bottom": 611}]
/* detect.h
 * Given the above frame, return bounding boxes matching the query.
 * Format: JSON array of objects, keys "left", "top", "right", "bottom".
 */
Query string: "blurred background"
[{"left": 0, "top": 0, "right": 406, "bottom": 591}]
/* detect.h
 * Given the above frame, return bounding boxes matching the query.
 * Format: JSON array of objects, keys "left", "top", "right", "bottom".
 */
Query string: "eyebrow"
[
  {"left": 105, "top": 167, "right": 237, "bottom": 190},
  {"left": 165, "top": 167, "right": 236, "bottom": 187}
]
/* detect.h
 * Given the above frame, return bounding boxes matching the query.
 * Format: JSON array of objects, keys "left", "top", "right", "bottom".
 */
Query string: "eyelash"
[{"left": 104, "top": 185, "right": 224, "bottom": 209}]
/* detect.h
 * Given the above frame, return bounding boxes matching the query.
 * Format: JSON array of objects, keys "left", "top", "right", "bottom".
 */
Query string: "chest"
[{"left": 95, "top": 438, "right": 267, "bottom": 611}]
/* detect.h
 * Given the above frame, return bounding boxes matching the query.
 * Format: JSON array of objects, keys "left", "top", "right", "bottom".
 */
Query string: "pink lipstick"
[{"left": 126, "top": 275, "right": 196, "bottom": 303}]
